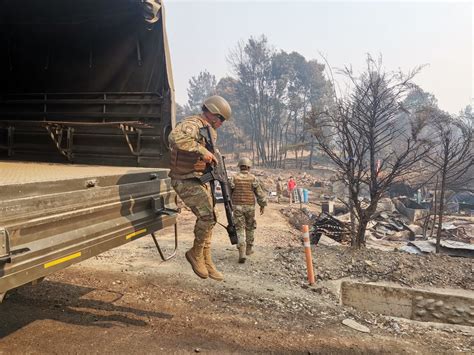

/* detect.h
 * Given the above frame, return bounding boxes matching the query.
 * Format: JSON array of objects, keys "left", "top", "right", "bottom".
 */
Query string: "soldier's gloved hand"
[
  {"left": 203, "top": 152, "right": 218, "bottom": 165},
  {"left": 260, "top": 206, "right": 265, "bottom": 215}
]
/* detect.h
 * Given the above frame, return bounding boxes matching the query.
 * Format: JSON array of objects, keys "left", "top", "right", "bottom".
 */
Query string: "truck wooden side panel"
[{"left": 0, "top": 0, "right": 175, "bottom": 167}]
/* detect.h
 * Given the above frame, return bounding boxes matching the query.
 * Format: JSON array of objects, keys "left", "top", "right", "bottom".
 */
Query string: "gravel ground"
[{"left": 1, "top": 192, "right": 473, "bottom": 354}]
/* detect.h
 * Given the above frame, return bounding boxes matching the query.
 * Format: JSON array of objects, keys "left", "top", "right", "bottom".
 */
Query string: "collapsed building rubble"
[
  {"left": 370, "top": 211, "right": 414, "bottom": 241},
  {"left": 393, "top": 197, "right": 430, "bottom": 224},
  {"left": 280, "top": 207, "right": 315, "bottom": 230},
  {"left": 435, "top": 220, "right": 473, "bottom": 244},
  {"left": 446, "top": 191, "right": 474, "bottom": 215},
  {"left": 299, "top": 196, "right": 473, "bottom": 258},
  {"left": 404, "top": 239, "right": 474, "bottom": 258},
  {"left": 266, "top": 168, "right": 472, "bottom": 258},
  {"left": 310, "top": 212, "right": 351, "bottom": 245}
]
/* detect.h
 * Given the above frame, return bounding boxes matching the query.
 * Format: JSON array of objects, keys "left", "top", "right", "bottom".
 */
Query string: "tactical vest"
[
  {"left": 169, "top": 149, "right": 206, "bottom": 176},
  {"left": 169, "top": 116, "right": 208, "bottom": 177},
  {"left": 276, "top": 181, "right": 284, "bottom": 192},
  {"left": 232, "top": 173, "right": 256, "bottom": 205}
]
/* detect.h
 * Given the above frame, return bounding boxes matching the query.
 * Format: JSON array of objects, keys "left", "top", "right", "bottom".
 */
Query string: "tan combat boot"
[
  {"left": 246, "top": 244, "right": 254, "bottom": 255},
  {"left": 238, "top": 245, "right": 246, "bottom": 264},
  {"left": 185, "top": 240, "right": 208, "bottom": 279},
  {"left": 203, "top": 246, "right": 224, "bottom": 281}
]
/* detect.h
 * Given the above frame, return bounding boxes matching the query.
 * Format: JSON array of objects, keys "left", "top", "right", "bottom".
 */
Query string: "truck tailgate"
[{"left": 0, "top": 161, "right": 177, "bottom": 296}]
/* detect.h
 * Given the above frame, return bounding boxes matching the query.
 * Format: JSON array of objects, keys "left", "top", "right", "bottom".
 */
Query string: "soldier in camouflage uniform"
[
  {"left": 168, "top": 95, "right": 231, "bottom": 281},
  {"left": 230, "top": 158, "right": 267, "bottom": 263},
  {"left": 276, "top": 177, "right": 284, "bottom": 204}
]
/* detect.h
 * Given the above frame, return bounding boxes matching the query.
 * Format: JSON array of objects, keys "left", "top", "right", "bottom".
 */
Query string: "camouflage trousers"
[
  {"left": 234, "top": 204, "right": 257, "bottom": 248},
  {"left": 276, "top": 192, "right": 282, "bottom": 203},
  {"left": 171, "top": 178, "right": 216, "bottom": 246}
]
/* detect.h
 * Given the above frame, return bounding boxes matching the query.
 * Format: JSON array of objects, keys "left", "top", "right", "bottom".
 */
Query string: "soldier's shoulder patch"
[{"left": 180, "top": 121, "right": 198, "bottom": 134}]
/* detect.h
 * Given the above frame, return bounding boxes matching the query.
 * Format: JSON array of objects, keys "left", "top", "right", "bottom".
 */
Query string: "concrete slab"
[
  {"left": 341, "top": 281, "right": 474, "bottom": 326},
  {"left": 341, "top": 281, "right": 413, "bottom": 318}
]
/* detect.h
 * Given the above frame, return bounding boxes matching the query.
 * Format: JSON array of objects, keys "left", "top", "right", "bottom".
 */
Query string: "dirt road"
[{"left": 0, "top": 202, "right": 472, "bottom": 354}]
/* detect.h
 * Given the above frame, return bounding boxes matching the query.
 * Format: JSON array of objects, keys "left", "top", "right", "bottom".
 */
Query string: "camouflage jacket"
[{"left": 168, "top": 115, "right": 217, "bottom": 179}]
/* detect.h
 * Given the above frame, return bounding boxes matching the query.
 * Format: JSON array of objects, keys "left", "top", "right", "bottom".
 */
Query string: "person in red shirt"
[{"left": 287, "top": 176, "right": 297, "bottom": 204}]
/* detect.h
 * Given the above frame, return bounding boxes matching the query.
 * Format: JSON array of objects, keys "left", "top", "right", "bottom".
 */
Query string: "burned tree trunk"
[
  {"left": 435, "top": 162, "right": 447, "bottom": 253},
  {"left": 421, "top": 109, "right": 473, "bottom": 253}
]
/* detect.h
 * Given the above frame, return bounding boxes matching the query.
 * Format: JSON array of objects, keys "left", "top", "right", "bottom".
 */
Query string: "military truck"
[{"left": 0, "top": 0, "right": 177, "bottom": 301}]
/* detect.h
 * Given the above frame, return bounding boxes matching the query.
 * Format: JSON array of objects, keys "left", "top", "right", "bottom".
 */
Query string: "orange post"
[{"left": 302, "top": 225, "right": 315, "bottom": 285}]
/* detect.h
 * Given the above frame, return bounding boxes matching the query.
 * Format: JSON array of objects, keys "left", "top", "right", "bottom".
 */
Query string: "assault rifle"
[{"left": 199, "top": 126, "right": 238, "bottom": 245}]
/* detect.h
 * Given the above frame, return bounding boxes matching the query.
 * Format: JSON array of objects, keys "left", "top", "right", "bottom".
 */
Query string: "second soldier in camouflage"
[{"left": 230, "top": 158, "right": 267, "bottom": 263}]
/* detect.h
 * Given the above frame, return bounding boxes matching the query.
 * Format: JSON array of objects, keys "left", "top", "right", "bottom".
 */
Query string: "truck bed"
[
  {"left": 0, "top": 161, "right": 177, "bottom": 297},
  {"left": 0, "top": 161, "right": 157, "bottom": 186},
  {"left": 0, "top": 161, "right": 168, "bottom": 201}
]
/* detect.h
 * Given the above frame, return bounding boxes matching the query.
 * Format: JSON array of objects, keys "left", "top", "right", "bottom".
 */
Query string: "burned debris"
[{"left": 310, "top": 213, "right": 351, "bottom": 245}]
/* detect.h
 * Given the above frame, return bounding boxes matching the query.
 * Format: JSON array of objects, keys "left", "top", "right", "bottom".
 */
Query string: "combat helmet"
[
  {"left": 238, "top": 157, "right": 252, "bottom": 168},
  {"left": 203, "top": 96, "right": 232, "bottom": 121}
]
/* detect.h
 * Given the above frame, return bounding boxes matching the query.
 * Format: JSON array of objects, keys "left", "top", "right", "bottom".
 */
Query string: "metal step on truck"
[{"left": 0, "top": 0, "right": 178, "bottom": 302}]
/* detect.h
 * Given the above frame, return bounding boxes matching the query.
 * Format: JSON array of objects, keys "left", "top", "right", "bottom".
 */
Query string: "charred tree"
[
  {"left": 422, "top": 110, "right": 473, "bottom": 252},
  {"left": 308, "top": 55, "right": 431, "bottom": 248}
]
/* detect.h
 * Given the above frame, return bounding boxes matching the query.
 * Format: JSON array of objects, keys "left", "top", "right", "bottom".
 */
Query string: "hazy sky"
[{"left": 165, "top": 0, "right": 473, "bottom": 114}]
